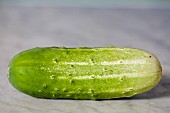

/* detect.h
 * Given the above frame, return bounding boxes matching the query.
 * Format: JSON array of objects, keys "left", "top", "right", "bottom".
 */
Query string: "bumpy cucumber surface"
[{"left": 8, "top": 47, "right": 162, "bottom": 100}]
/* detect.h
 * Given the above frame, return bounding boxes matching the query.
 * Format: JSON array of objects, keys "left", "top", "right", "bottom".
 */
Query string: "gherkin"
[{"left": 8, "top": 47, "right": 162, "bottom": 100}]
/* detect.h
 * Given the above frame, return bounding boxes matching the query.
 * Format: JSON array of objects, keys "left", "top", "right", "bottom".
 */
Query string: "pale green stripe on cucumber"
[{"left": 8, "top": 47, "right": 162, "bottom": 100}]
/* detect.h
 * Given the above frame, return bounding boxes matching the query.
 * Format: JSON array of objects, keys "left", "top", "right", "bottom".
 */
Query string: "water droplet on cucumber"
[
  {"left": 68, "top": 73, "right": 72, "bottom": 76},
  {"left": 78, "top": 88, "right": 82, "bottom": 93},
  {"left": 70, "top": 80, "right": 74, "bottom": 84},
  {"left": 43, "top": 84, "right": 47, "bottom": 89},
  {"left": 99, "top": 73, "right": 103, "bottom": 76},
  {"left": 119, "top": 76, "right": 125, "bottom": 81},
  {"left": 91, "top": 75, "right": 95, "bottom": 79},
  {"left": 126, "top": 51, "right": 129, "bottom": 53},
  {"left": 50, "top": 75, "right": 56, "bottom": 79},
  {"left": 55, "top": 88, "right": 59, "bottom": 92},
  {"left": 39, "top": 90, "right": 43, "bottom": 93},
  {"left": 70, "top": 65, "right": 74, "bottom": 68},
  {"left": 90, "top": 89, "right": 94, "bottom": 93},
  {"left": 92, "top": 94, "right": 97, "bottom": 97},
  {"left": 109, "top": 70, "right": 113, "bottom": 74},
  {"left": 89, "top": 58, "right": 95, "bottom": 64},
  {"left": 53, "top": 59, "right": 58, "bottom": 63},
  {"left": 63, "top": 88, "right": 67, "bottom": 92},
  {"left": 122, "top": 92, "right": 125, "bottom": 94},
  {"left": 65, "top": 51, "right": 69, "bottom": 54},
  {"left": 103, "top": 67, "right": 107, "bottom": 71},
  {"left": 127, "top": 88, "right": 133, "bottom": 91},
  {"left": 133, "top": 92, "right": 137, "bottom": 95},
  {"left": 53, "top": 94, "right": 56, "bottom": 97}
]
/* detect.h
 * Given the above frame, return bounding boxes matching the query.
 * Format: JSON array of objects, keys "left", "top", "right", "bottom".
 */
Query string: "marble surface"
[{"left": 0, "top": 6, "right": 170, "bottom": 113}]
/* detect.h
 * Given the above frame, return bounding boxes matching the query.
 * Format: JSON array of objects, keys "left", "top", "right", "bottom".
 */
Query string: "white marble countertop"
[{"left": 0, "top": 6, "right": 170, "bottom": 113}]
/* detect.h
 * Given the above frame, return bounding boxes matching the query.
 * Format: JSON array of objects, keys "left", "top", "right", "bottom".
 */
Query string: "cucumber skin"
[{"left": 8, "top": 47, "right": 162, "bottom": 100}]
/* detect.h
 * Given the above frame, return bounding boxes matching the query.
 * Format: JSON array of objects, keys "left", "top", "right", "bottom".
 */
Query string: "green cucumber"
[{"left": 8, "top": 47, "right": 162, "bottom": 100}]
